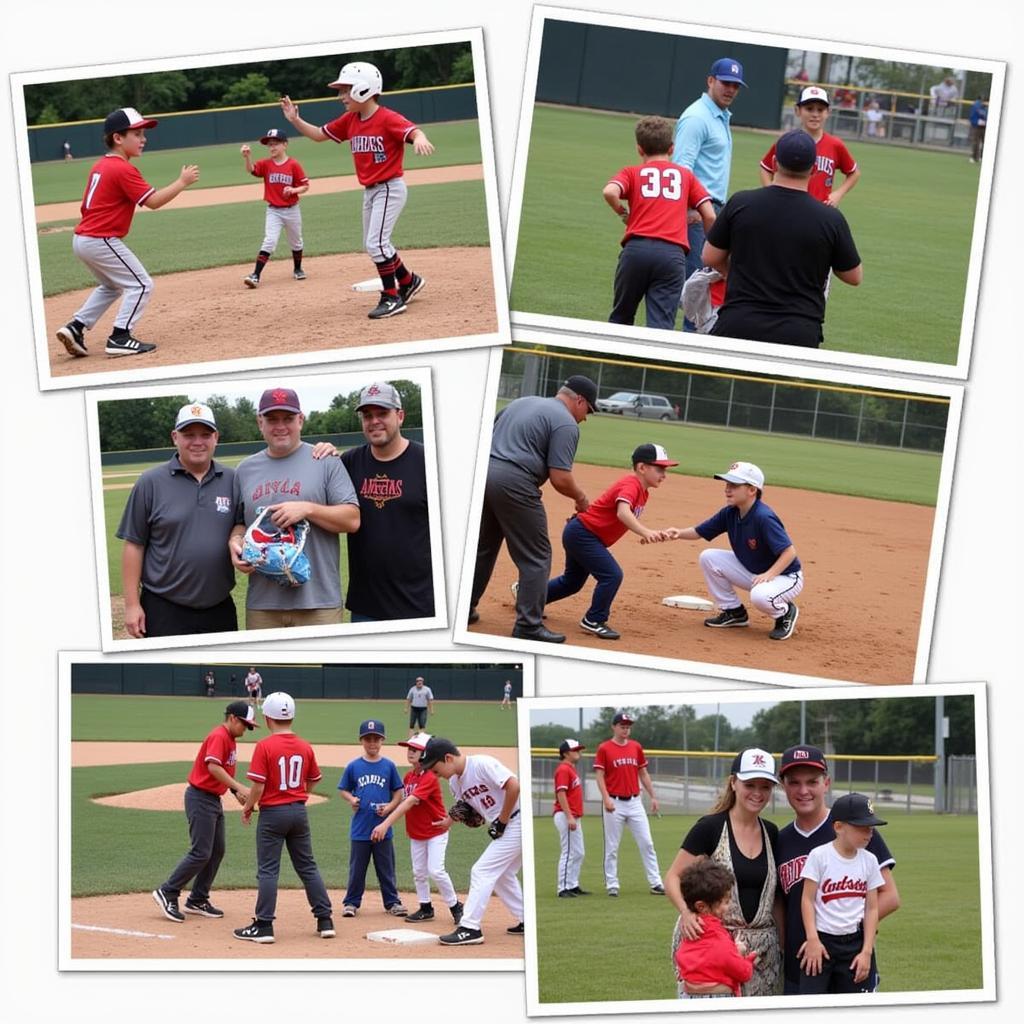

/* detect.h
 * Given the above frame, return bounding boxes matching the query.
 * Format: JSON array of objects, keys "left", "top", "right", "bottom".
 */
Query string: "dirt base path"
[{"left": 468, "top": 467, "right": 934, "bottom": 685}]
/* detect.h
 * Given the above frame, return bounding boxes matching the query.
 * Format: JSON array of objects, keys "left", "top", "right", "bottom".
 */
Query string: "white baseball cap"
[
  {"left": 731, "top": 748, "right": 778, "bottom": 782},
  {"left": 797, "top": 86, "right": 830, "bottom": 106},
  {"left": 262, "top": 692, "right": 295, "bottom": 720},
  {"left": 715, "top": 461, "right": 765, "bottom": 489},
  {"left": 398, "top": 732, "right": 432, "bottom": 751},
  {"left": 174, "top": 403, "right": 217, "bottom": 431}
]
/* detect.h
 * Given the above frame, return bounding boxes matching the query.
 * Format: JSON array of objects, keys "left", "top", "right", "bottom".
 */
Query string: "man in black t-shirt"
[
  {"left": 703, "top": 129, "right": 863, "bottom": 348},
  {"left": 340, "top": 382, "right": 435, "bottom": 621}
]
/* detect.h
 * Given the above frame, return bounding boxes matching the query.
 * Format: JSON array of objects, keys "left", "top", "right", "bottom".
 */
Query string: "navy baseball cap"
[
  {"left": 559, "top": 738, "right": 585, "bottom": 756},
  {"left": 780, "top": 744, "right": 829, "bottom": 776},
  {"left": 564, "top": 375, "right": 598, "bottom": 412},
  {"left": 104, "top": 107, "right": 158, "bottom": 134},
  {"left": 260, "top": 128, "right": 288, "bottom": 144},
  {"left": 258, "top": 387, "right": 302, "bottom": 414},
  {"left": 612, "top": 711, "right": 635, "bottom": 726},
  {"left": 709, "top": 58, "right": 747, "bottom": 87},
  {"left": 359, "top": 719, "right": 386, "bottom": 738},
  {"left": 419, "top": 736, "right": 459, "bottom": 769},
  {"left": 632, "top": 443, "right": 679, "bottom": 467},
  {"left": 832, "top": 793, "right": 887, "bottom": 827},
  {"left": 225, "top": 701, "right": 259, "bottom": 730},
  {"left": 774, "top": 130, "right": 817, "bottom": 173}
]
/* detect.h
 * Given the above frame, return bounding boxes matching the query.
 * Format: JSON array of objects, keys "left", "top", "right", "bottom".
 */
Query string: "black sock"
[
  {"left": 375, "top": 257, "right": 398, "bottom": 294},
  {"left": 110, "top": 326, "right": 129, "bottom": 340},
  {"left": 254, "top": 250, "right": 270, "bottom": 276},
  {"left": 292, "top": 249, "right": 303, "bottom": 270}
]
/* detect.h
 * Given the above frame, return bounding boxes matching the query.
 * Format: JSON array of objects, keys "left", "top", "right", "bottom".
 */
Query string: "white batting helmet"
[
  {"left": 262, "top": 692, "right": 295, "bottom": 721},
  {"left": 327, "top": 62, "right": 383, "bottom": 102}
]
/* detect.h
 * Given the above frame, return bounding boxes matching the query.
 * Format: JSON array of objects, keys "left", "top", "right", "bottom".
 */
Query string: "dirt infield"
[{"left": 468, "top": 466, "right": 934, "bottom": 685}]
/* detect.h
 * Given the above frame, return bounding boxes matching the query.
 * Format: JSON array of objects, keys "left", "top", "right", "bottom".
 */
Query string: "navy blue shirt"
[
  {"left": 696, "top": 498, "right": 801, "bottom": 575},
  {"left": 338, "top": 756, "right": 403, "bottom": 841},
  {"left": 969, "top": 100, "right": 988, "bottom": 127}
]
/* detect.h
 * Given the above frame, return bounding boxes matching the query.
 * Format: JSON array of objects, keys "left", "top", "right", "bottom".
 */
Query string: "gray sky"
[{"left": 531, "top": 701, "right": 775, "bottom": 732}]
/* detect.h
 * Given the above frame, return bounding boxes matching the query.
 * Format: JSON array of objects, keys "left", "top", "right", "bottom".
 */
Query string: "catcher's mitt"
[
  {"left": 241, "top": 507, "right": 311, "bottom": 587},
  {"left": 448, "top": 799, "right": 484, "bottom": 828}
]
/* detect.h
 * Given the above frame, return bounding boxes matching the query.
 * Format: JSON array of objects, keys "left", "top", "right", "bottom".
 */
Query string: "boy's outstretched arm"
[
  {"left": 409, "top": 128, "right": 434, "bottom": 155},
  {"left": 144, "top": 165, "right": 199, "bottom": 209},
  {"left": 617, "top": 501, "right": 667, "bottom": 543},
  {"left": 280, "top": 96, "right": 329, "bottom": 142},
  {"left": 642, "top": 525, "right": 700, "bottom": 544}
]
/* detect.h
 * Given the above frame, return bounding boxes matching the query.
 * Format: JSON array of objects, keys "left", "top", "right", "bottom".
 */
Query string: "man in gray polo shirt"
[
  {"left": 117, "top": 402, "right": 238, "bottom": 638},
  {"left": 406, "top": 675, "right": 434, "bottom": 734},
  {"left": 469, "top": 375, "right": 596, "bottom": 643},
  {"left": 229, "top": 387, "right": 360, "bottom": 630}
]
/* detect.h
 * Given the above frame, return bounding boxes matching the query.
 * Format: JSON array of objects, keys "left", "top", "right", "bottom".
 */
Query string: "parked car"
[{"left": 595, "top": 391, "right": 678, "bottom": 420}]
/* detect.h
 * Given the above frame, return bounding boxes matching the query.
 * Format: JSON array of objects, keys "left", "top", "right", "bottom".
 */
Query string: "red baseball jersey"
[
  {"left": 759, "top": 132, "right": 857, "bottom": 203},
  {"left": 75, "top": 154, "right": 155, "bottom": 237},
  {"left": 251, "top": 157, "right": 309, "bottom": 207},
  {"left": 187, "top": 723, "right": 238, "bottom": 795},
  {"left": 594, "top": 738, "right": 648, "bottom": 797},
  {"left": 321, "top": 106, "right": 417, "bottom": 186},
  {"left": 402, "top": 767, "right": 448, "bottom": 840},
  {"left": 247, "top": 732, "right": 321, "bottom": 807},
  {"left": 608, "top": 160, "right": 711, "bottom": 249},
  {"left": 552, "top": 762, "right": 584, "bottom": 817},
  {"left": 576, "top": 473, "right": 649, "bottom": 547}
]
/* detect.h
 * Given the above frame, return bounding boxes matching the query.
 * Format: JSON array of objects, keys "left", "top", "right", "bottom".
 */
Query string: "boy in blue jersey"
[{"left": 660, "top": 461, "right": 803, "bottom": 640}]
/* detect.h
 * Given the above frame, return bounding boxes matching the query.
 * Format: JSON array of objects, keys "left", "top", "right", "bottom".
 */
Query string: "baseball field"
[
  {"left": 530, "top": 807, "right": 983, "bottom": 1003},
  {"left": 510, "top": 105, "right": 981, "bottom": 364},
  {"left": 70, "top": 694, "right": 522, "bottom": 961},
  {"left": 468, "top": 410, "right": 942, "bottom": 684},
  {"left": 34, "top": 120, "right": 498, "bottom": 377}
]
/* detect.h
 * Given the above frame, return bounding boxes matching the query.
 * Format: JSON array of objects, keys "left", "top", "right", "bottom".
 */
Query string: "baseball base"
[
  {"left": 352, "top": 277, "right": 382, "bottom": 292},
  {"left": 662, "top": 594, "right": 715, "bottom": 611},
  {"left": 365, "top": 928, "right": 440, "bottom": 945}
]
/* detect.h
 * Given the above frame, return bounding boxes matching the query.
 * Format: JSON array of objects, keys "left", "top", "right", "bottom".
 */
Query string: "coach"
[
  {"left": 341, "top": 381, "right": 435, "bottom": 622},
  {"left": 703, "top": 129, "right": 862, "bottom": 348},
  {"left": 468, "top": 375, "right": 597, "bottom": 644},
  {"left": 117, "top": 402, "right": 238, "bottom": 638},
  {"left": 673, "top": 57, "right": 746, "bottom": 330}
]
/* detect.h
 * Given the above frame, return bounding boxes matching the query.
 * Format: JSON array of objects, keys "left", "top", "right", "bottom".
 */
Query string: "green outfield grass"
[
  {"left": 32, "top": 121, "right": 483, "bottom": 204},
  {"left": 39, "top": 179, "right": 490, "bottom": 296},
  {"left": 72, "top": 694, "right": 519, "bottom": 746},
  {"left": 511, "top": 106, "right": 980, "bottom": 364},
  {"left": 533, "top": 810, "right": 982, "bottom": 1002}
]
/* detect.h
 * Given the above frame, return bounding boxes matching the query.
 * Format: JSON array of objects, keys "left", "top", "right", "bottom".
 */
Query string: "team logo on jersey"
[
  {"left": 820, "top": 875, "right": 869, "bottom": 902},
  {"left": 268, "top": 172, "right": 294, "bottom": 185},
  {"left": 351, "top": 136, "right": 385, "bottom": 154},
  {"left": 360, "top": 474, "right": 403, "bottom": 510},
  {"left": 215, "top": 496, "right": 231, "bottom": 514},
  {"left": 747, "top": 538, "right": 759, "bottom": 550},
  {"left": 778, "top": 856, "right": 806, "bottom": 893},
  {"left": 251, "top": 479, "right": 303, "bottom": 501}
]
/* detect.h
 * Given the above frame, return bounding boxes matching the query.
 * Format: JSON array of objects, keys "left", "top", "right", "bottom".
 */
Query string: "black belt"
[{"left": 610, "top": 794, "right": 639, "bottom": 800}]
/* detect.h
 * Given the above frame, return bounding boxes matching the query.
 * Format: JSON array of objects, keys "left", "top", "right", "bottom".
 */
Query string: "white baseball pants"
[
  {"left": 603, "top": 797, "right": 662, "bottom": 890},
  {"left": 362, "top": 177, "right": 407, "bottom": 261},
  {"left": 459, "top": 814, "right": 523, "bottom": 932},
  {"left": 71, "top": 234, "right": 153, "bottom": 332},
  {"left": 410, "top": 834, "right": 457, "bottom": 905},
  {"left": 553, "top": 812, "right": 585, "bottom": 893},
  {"left": 698, "top": 548, "right": 804, "bottom": 619},
  {"left": 260, "top": 204, "right": 304, "bottom": 253}
]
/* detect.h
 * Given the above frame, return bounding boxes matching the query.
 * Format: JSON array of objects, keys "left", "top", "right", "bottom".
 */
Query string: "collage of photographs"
[{"left": 2, "top": 2, "right": 1016, "bottom": 1022}]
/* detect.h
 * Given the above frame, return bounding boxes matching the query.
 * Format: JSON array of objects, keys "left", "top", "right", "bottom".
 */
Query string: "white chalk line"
[{"left": 72, "top": 923, "right": 177, "bottom": 941}]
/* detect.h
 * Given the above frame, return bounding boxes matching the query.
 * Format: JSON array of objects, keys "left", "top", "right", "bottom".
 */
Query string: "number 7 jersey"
[
  {"left": 607, "top": 159, "right": 712, "bottom": 250},
  {"left": 75, "top": 153, "right": 156, "bottom": 238},
  {"left": 246, "top": 732, "right": 322, "bottom": 806}
]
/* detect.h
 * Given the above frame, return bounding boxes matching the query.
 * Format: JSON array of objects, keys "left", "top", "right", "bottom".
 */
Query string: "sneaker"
[
  {"left": 399, "top": 272, "right": 425, "bottom": 303},
  {"left": 570, "top": 887, "right": 591, "bottom": 895},
  {"left": 56, "top": 322, "right": 87, "bottom": 357},
  {"left": 244, "top": 273, "right": 260, "bottom": 288},
  {"left": 450, "top": 901, "right": 464, "bottom": 924},
  {"left": 607, "top": 888, "right": 619, "bottom": 897},
  {"left": 650, "top": 884, "right": 666, "bottom": 895},
  {"left": 152, "top": 888, "right": 184, "bottom": 923},
  {"left": 317, "top": 916, "right": 336, "bottom": 938},
  {"left": 703, "top": 605, "right": 749, "bottom": 628},
  {"left": 506, "top": 922, "right": 524, "bottom": 934},
  {"left": 233, "top": 918, "right": 275, "bottom": 943},
  {"left": 342, "top": 905, "right": 358, "bottom": 918},
  {"left": 385, "top": 904, "right": 409, "bottom": 917},
  {"left": 580, "top": 617, "right": 621, "bottom": 640},
  {"left": 293, "top": 268, "right": 307, "bottom": 281},
  {"left": 184, "top": 897, "right": 224, "bottom": 918},
  {"left": 106, "top": 334, "right": 156, "bottom": 356},
  {"left": 368, "top": 291, "right": 407, "bottom": 320},
  {"left": 510, "top": 580, "right": 519, "bottom": 600},
  {"left": 467, "top": 608, "right": 480, "bottom": 625},
  {"left": 439, "top": 926, "right": 484, "bottom": 946},
  {"left": 406, "top": 904, "right": 435, "bottom": 922},
  {"left": 557, "top": 889, "right": 577, "bottom": 898},
  {"left": 768, "top": 602, "right": 799, "bottom": 641}
]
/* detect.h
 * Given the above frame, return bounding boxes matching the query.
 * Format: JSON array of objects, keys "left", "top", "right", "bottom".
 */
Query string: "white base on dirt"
[
  {"left": 352, "top": 278, "right": 382, "bottom": 292},
  {"left": 366, "top": 928, "right": 440, "bottom": 945},
  {"left": 662, "top": 594, "right": 714, "bottom": 611}
]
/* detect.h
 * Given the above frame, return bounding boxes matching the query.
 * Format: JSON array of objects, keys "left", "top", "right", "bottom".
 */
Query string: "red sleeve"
[
  {"left": 250, "top": 158, "right": 266, "bottom": 180},
  {"left": 247, "top": 739, "right": 268, "bottom": 783},
  {"left": 386, "top": 107, "right": 417, "bottom": 143},
  {"left": 553, "top": 764, "right": 571, "bottom": 792},
  {"left": 685, "top": 170, "right": 711, "bottom": 209},
  {"left": 759, "top": 143, "right": 777, "bottom": 173},
  {"left": 306, "top": 742, "right": 322, "bottom": 784},
  {"left": 411, "top": 770, "right": 438, "bottom": 800},
  {"left": 635, "top": 741, "right": 649, "bottom": 770},
  {"left": 836, "top": 139, "right": 857, "bottom": 175},
  {"left": 721, "top": 945, "right": 756, "bottom": 985},
  {"left": 613, "top": 475, "right": 644, "bottom": 507},
  {"left": 204, "top": 727, "right": 231, "bottom": 766},
  {"left": 121, "top": 162, "right": 155, "bottom": 205},
  {"left": 608, "top": 166, "right": 633, "bottom": 199},
  {"left": 322, "top": 112, "right": 352, "bottom": 142},
  {"left": 593, "top": 741, "right": 608, "bottom": 772},
  {"left": 291, "top": 159, "right": 309, "bottom": 185}
]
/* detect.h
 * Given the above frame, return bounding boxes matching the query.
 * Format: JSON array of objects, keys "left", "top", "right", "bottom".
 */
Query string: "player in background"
[
  {"left": 419, "top": 737, "right": 524, "bottom": 945},
  {"left": 240, "top": 128, "right": 309, "bottom": 287},
  {"left": 280, "top": 62, "right": 435, "bottom": 320},
  {"left": 57, "top": 108, "right": 199, "bottom": 359},
  {"left": 244, "top": 667, "right": 263, "bottom": 708},
  {"left": 553, "top": 739, "right": 588, "bottom": 898},
  {"left": 370, "top": 732, "right": 464, "bottom": 924},
  {"left": 500, "top": 679, "right": 513, "bottom": 709},
  {"left": 759, "top": 88, "right": 860, "bottom": 207},
  {"left": 233, "top": 692, "right": 335, "bottom": 944},
  {"left": 594, "top": 711, "right": 665, "bottom": 897},
  {"left": 604, "top": 116, "right": 716, "bottom": 331}
]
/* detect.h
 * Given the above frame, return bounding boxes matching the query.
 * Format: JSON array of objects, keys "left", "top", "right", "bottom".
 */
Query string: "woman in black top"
[{"left": 664, "top": 748, "right": 783, "bottom": 996}]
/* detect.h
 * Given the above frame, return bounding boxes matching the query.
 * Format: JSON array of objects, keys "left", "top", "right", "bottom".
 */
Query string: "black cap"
[
  {"left": 103, "top": 107, "right": 158, "bottom": 135},
  {"left": 419, "top": 736, "right": 459, "bottom": 769},
  {"left": 612, "top": 711, "right": 635, "bottom": 726},
  {"left": 774, "top": 129, "right": 817, "bottom": 173},
  {"left": 564, "top": 375, "right": 598, "bottom": 412},
  {"left": 225, "top": 701, "right": 258, "bottom": 730},
  {"left": 831, "top": 793, "right": 887, "bottom": 826},
  {"left": 260, "top": 128, "right": 288, "bottom": 144},
  {"left": 559, "top": 739, "right": 585, "bottom": 756},
  {"left": 779, "top": 744, "right": 828, "bottom": 776},
  {"left": 631, "top": 443, "right": 679, "bottom": 467}
]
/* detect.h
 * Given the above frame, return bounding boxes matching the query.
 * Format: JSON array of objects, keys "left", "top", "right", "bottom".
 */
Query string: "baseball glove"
[
  {"left": 448, "top": 800, "right": 484, "bottom": 828},
  {"left": 487, "top": 818, "right": 507, "bottom": 840},
  {"left": 241, "top": 507, "right": 311, "bottom": 587}
]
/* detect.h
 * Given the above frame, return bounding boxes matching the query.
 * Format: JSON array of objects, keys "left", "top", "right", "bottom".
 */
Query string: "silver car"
[{"left": 595, "top": 391, "right": 677, "bottom": 421}]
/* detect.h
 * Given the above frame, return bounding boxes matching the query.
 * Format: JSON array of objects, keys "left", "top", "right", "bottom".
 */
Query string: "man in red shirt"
[
  {"left": 56, "top": 107, "right": 199, "bottom": 359},
  {"left": 544, "top": 443, "right": 677, "bottom": 639},
  {"left": 152, "top": 700, "right": 256, "bottom": 923},
  {"left": 553, "top": 738, "right": 588, "bottom": 898}
]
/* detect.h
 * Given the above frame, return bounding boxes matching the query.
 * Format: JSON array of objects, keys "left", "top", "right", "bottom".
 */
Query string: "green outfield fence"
[
  {"left": 71, "top": 662, "right": 523, "bottom": 701},
  {"left": 27, "top": 84, "right": 477, "bottom": 163},
  {"left": 501, "top": 347, "right": 949, "bottom": 453}
]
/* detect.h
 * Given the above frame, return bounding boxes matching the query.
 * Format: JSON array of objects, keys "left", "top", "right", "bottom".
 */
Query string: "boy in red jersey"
[
  {"left": 370, "top": 732, "right": 464, "bottom": 925},
  {"left": 232, "top": 692, "right": 335, "bottom": 944},
  {"left": 240, "top": 128, "right": 310, "bottom": 287},
  {"left": 280, "top": 61, "right": 435, "bottom": 320},
  {"left": 553, "top": 738, "right": 587, "bottom": 898},
  {"left": 56, "top": 107, "right": 199, "bottom": 359},
  {"left": 604, "top": 116, "right": 716, "bottom": 330},
  {"left": 545, "top": 443, "right": 677, "bottom": 639}
]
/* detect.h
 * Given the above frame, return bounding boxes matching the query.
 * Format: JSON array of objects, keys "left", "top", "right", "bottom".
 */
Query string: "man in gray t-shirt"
[
  {"left": 469, "top": 375, "right": 597, "bottom": 643},
  {"left": 229, "top": 387, "right": 360, "bottom": 630},
  {"left": 406, "top": 676, "right": 434, "bottom": 733}
]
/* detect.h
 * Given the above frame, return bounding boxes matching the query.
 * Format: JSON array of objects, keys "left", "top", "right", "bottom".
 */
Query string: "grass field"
[
  {"left": 510, "top": 106, "right": 981, "bottom": 364},
  {"left": 532, "top": 811, "right": 982, "bottom": 1002}
]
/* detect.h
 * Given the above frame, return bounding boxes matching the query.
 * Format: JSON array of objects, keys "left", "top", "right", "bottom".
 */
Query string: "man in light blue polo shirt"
[{"left": 674, "top": 57, "right": 747, "bottom": 330}]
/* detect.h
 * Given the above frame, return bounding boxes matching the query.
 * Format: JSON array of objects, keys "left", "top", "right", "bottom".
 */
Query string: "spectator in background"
[
  {"left": 968, "top": 97, "right": 988, "bottom": 163},
  {"left": 864, "top": 99, "right": 885, "bottom": 139},
  {"left": 204, "top": 671, "right": 217, "bottom": 697},
  {"left": 930, "top": 75, "right": 959, "bottom": 117},
  {"left": 62, "top": 139, "right": 73, "bottom": 161}
]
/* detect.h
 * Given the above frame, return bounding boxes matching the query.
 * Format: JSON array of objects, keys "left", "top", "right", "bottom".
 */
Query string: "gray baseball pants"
[
  {"left": 260, "top": 204, "right": 303, "bottom": 253},
  {"left": 254, "top": 802, "right": 332, "bottom": 922},
  {"left": 71, "top": 234, "right": 153, "bottom": 332},
  {"left": 362, "top": 177, "right": 407, "bottom": 261},
  {"left": 161, "top": 784, "right": 225, "bottom": 902}
]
